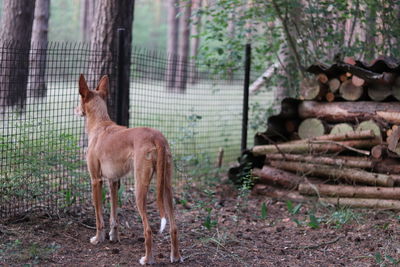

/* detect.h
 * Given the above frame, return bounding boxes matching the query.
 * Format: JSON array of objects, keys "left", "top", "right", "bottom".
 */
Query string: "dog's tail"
[{"left": 155, "top": 140, "right": 175, "bottom": 234}]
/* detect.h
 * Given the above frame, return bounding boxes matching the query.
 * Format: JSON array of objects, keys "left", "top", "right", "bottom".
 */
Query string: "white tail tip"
[{"left": 160, "top": 217, "right": 167, "bottom": 233}]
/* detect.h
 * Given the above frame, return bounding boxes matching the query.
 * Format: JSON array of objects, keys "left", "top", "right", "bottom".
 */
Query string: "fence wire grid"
[{"left": 0, "top": 42, "right": 272, "bottom": 218}]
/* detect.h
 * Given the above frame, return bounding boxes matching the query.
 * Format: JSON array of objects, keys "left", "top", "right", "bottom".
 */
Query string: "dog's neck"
[{"left": 85, "top": 99, "right": 114, "bottom": 137}]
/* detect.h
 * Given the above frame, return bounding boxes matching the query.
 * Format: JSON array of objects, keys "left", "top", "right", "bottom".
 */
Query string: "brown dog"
[{"left": 76, "top": 74, "right": 182, "bottom": 265}]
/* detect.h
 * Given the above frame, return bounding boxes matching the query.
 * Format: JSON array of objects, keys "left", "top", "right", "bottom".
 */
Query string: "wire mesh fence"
[{"left": 0, "top": 42, "right": 273, "bottom": 218}]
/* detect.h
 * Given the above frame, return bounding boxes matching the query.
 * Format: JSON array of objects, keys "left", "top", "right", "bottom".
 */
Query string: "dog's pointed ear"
[
  {"left": 79, "top": 74, "right": 92, "bottom": 100},
  {"left": 96, "top": 75, "right": 109, "bottom": 99}
]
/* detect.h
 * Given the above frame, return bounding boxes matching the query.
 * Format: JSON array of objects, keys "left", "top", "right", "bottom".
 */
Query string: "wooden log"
[
  {"left": 319, "top": 197, "right": 400, "bottom": 210},
  {"left": 268, "top": 160, "right": 394, "bottom": 187},
  {"left": 251, "top": 138, "right": 380, "bottom": 156},
  {"left": 382, "top": 72, "right": 396, "bottom": 85},
  {"left": 392, "top": 76, "right": 400, "bottom": 101},
  {"left": 252, "top": 184, "right": 309, "bottom": 203},
  {"left": 298, "top": 101, "right": 400, "bottom": 124},
  {"left": 330, "top": 123, "right": 354, "bottom": 135},
  {"left": 299, "top": 183, "right": 400, "bottom": 200},
  {"left": 291, "top": 129, "right": 376, "bottom": 143},
  {"left": 372, "top": 159, "right": 400, "bottom": 175},
  {"left": 300, "top": 77, "right": 326, "bottom": 100},
  {"left": 265, "top": 153, "right": 373, "bottom": 169},
  {"left": 339, "top": 74, "right": 348, "bottom": 82},
  {"left": 252, "top": 166, "right": 302, "bottom": 189},
  {"left": 387, "top": 126, "right": 400, "bottom": 154},
  {"left": 368, "top": 83, "right": 392, "bottom": 101},
  {"left": 328, "top": 78, "right": 341, "bottom": 92},
  {"left": 355, "top": 120, "right": 381, "bottom": 138},
  {"left": 371, "top": 145, "right": 387, "bottom": 159},
  {"left": 298, "top": 118, "right": 326, "bottom": 139},
  {"left": 339, "top": 80, "right": 363, "bottom": 101},
  {"left": 325, "top": 92, "right": 335, "bottom": 102},
  {"left": 352, "top": 75, "right": 365, "bottom": 87},
  {"left": 317, "top": 73, "right": 328, "bottom": 84}
]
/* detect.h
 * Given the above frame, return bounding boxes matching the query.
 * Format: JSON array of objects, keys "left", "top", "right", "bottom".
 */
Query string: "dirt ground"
[{"left": 1, "top": 178, "right": 400, "bottom": 267}]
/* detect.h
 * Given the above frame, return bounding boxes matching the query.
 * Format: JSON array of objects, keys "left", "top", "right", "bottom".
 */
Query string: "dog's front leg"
[
  {"left": 108, "top": 180, "right": 120, "bottom": 242},
  {"left": 90, "top": 178, "right": 105, "bottom": 245}
]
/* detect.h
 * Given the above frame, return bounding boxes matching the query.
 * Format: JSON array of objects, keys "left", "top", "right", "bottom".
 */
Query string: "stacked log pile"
[{"left": 230, "top": 56, "right": 400, "bottom": 209}]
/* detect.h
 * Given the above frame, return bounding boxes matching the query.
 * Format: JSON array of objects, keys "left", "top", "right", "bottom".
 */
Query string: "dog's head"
[{"left": 75, "top": 74, "right": 109, "bottom": 117}]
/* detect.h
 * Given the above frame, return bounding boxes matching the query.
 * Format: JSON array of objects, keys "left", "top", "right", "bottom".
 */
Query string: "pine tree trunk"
[
  {"left": 189, "top": 0, "right": 202, "bottom": 84},
  {"left": 175, "top": 0, "right": 191, "bottom": 93},
  {"left": 0, "top": 0, "right": 36, "bottom": 109},
  {"left": 29, "top": 0, "right": 50, "bottom": 98},
  {"left": 80, "top": 0, "right": 95, "bottom": 43},
  {"left": 89, "top": 0, "right": 134, "bottom": 125},
  {"left": 166, "top": 0, "right": 180, "bottom": 91}
]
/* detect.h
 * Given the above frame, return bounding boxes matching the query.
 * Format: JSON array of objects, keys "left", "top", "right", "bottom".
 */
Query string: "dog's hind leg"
[
  {"left": 135, "top": 157, "right": 155, "bottom": 265},
  {"left": 163, "top": 160, "right": 182, "bottom": 263},
  {"left": 88, "top": 158, "right": 105, "bottom": 245},
  {"left": 108, "top": 180, "right": 120, "bottom": 242}
]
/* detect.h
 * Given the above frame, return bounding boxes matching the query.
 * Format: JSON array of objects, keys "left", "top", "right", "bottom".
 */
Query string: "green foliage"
[
  {"left": 260, "top": 202, "right": 268, "bottom": 219},
  {"left": 203, "top": 207, "right": 218, "bottom": 230},
  {"left": 307, "top": 213, "right": 320, "bottom": 229},
  {"left": 0, "top": 118, "right": 87, "bottom": 208},
  {"left": 326, "top": 208, "right": 360, "bottom": 228},
  {"left": 286, "top": 200, "right": 302, "bottom": 215},
  {"left": 195, "top": 0, "right": 400, "bottom": 97}
]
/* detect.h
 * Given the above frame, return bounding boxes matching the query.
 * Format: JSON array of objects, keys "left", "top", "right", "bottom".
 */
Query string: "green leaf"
[
  {"left": 308, "top": 214, "right": 320, "bottom": 229},
  {"left": 292, "top": 204, "right": 302, "bottom": 215},
  {"left": 261, "top": 202, "right": 267, "bottom": 219}
]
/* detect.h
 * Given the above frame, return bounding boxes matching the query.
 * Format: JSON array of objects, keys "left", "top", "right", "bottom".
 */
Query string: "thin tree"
[
  {"left": 80, "top": 0, "right": 95, "bottom": 43},
  {"left": 0, "top": 0, "right": 36, "bottom": 109},
  {"left": 89, "top": 0, "right": 135, "bottom": 125},
  {"left": 166, "top": 0, "right": 180, "bottom": 91},
  {"left": 175, "top": 0, "right": 192, "bottom": 92},
  {"left": 29, "top": 0, "right": 50, "bottom": 98},
  {"left": 189, "top": 0, "right": 202, "bottom": 84}
]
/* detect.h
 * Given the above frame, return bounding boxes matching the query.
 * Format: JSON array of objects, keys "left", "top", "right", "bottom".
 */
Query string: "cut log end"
[
  {"left": 298, "top": 118, "right": 326, "bottom": 139},
  {"left": 339, "top": 80, "right": 363, "bottom": 101}
]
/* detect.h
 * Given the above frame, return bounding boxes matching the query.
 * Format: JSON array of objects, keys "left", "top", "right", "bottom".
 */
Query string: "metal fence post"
[
  {"left": 241, "top": 44, "right": 251, "bottom": 152},
  {"left": 116, "top": 28, "right": 127, "bottom": 126}
]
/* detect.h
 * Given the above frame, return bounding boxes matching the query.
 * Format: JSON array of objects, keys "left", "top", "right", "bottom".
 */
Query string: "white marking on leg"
[{"left": 159, "top": 217, "right": 167, "bottom": 233}]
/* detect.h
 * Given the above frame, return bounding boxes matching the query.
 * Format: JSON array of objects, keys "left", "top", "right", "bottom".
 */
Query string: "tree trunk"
[
  {"left": 189, "top": 0, "right": 202, "bottom": 84},
  {"left": 166, "top": 0, "right": 180, "bottom": 91},
  {"left": 319, "top": 197, "right": 400, "bottom": 210},
  {"left": 175, "top": 0, "right": 191, "bottom": 92},
  {"left": 80, "top": 0, "right": 95, "bottom": 43},
  {"left": 269, "top": 160, "right": 394, "bottom": 187},
  {"left": 299, "top": 183, "right": 400, "bottom": 200},
  {"left": 89, "top": 0, "right": 134, "bottom": 125},
  {"left": 252, "top": 166, "right": 302, "bottom": 189},
  {"left": 298, "top": 101, "right": 400, "bottom": 124},
  {"left": 251, "top": 138, "right": 380, "bottom": 156},
  {"left": 265, "top": 153, "right": 374, "bottom": 169},
  {"left": 29, "top": 0, "right": 50, "bottom": 98},
  {"left": 0, "top": 0, "right": 36, "bottom": 109}
]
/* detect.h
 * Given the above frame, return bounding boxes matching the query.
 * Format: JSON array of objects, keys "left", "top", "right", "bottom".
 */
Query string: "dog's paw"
[
  {"left": 139, "top": 256, "right": 155, "bottom": 265},
  {"left": 90, "top": 231, "right": 105, "bottom": 245},
  {"left": 109, "top": 229, "right": 119, "bottom": 243},
  {"left": 170, "top": 254, "right": 183, "bottom": 264}
]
